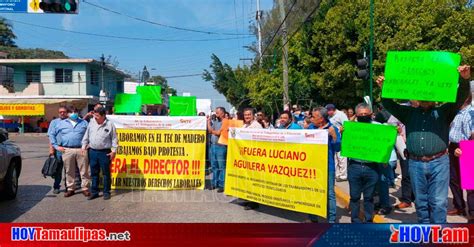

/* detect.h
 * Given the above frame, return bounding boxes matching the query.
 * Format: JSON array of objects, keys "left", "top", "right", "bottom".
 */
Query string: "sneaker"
[
  {"left": 217, "top": 188, "right": 224, "bottom": 193},
  {"left": 53, "top": 188, "right": 60, "bottom": 194},
  {"left": 394, "top": 202, "right": 412, "bottom": 209},
  {"left": 103, "top": 194, "right": 111, "bottom": 200}
]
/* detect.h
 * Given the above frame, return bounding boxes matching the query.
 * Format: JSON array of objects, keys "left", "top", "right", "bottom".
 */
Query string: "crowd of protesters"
[
  {"left": 46, "top": 65, "right": 472, "bottom": 223},
  {"left": 206, "top": 65, "right": 472, "bottom": 223}
]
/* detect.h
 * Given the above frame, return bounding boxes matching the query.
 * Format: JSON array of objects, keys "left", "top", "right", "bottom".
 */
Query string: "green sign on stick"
[
  {"left": 341, "top": 121, "right": 397, "bottom": 163},
  {"left": 114, "top": 93, "right": 142, "bottom": 114},
  {"left": 136, "top": 86, "right": 162, "bottom": 104},
  {"left": 382, "top": 51, "right": 461, "bottom": 102},
  {"left": 169, "top": 96, "right": 197, "bottom": 116}
]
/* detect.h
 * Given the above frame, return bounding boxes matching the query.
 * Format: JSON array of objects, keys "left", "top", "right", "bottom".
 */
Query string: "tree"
[
  {"left": 203, "top": 54, "right": 249, "bottom": 108},
  {"left": 0, "top": 18, "right": 16, "bottom": 47}
]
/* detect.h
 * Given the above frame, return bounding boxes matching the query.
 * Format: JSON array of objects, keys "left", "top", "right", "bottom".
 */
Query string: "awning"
[{"left": 0, "top": 95, "right": 97, "bottom": 104}]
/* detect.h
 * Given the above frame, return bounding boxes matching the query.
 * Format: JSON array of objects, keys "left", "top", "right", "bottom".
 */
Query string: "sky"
[{"left": 1, "top": 0, "right": 274, "bottom": 109}]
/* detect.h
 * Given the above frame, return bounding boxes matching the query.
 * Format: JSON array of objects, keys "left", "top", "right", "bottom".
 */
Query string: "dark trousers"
[
  {"left": 399, "top": 157, "right": 415, "bottom": 204},
  {"left": 348, "top": 161, "right": 379, "bottom": 223},
  {"left": 89, "top": 149, "right": 112, "bottom": 196},
  {"left": 53, "top": 153, "right": 64, "bottom": 189},
  {"left": 449, "top": 143, "right": 465, "bottom": 210}
]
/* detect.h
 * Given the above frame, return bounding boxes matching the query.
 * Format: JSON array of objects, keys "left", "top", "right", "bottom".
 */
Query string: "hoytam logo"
[
  {"left": 11, "top": 227, "right": 131, "bottom": 242},
  {"left": 390, "top": 225, "right": 469, "bottom": 244}
]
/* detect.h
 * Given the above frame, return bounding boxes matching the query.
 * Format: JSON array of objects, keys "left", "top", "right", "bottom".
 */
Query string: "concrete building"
[{"left": 0, "top": 59, "right": 129, "bottom": 130}]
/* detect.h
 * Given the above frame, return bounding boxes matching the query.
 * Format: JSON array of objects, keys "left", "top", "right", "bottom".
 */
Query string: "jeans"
[
  {"left": 409, "top": 154, "right": 449, "bottom": 223},
  {"left": 388, "top": 160, "right": 397, "bottom": 186},
  {"left": 348, "top": 161, "right": 379, "bottom": 223},
  {"left": 89, "top": 149, "right": 112, "bottom": 196},
  {"left": 377, "top": 164, "right": 391, "bottom": 209},
  {"left": 211, "top": 144, "right": 227, "bottom": 188},
  {"left": 53, "top": 151, "right": 63, "bottom": 189},
  {"left": 309, "top": 170, "right": 336, "bottom": 223}
]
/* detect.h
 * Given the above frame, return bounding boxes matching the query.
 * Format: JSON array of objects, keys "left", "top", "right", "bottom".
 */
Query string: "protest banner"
[
  {"left": 136, "top": 85, "right": 162, "bottom": 105},
  {"left": 382, "top": 51, "right": 461, "bottom": 102},
  {"left": 225, "top": 128, "right": 328, "bottom": 217},
  {"left": 107, "top": 115, "right": 206, "bottom": 190},
  {"left": 341, "top": 121, "right": 397, "bottom": 163},
  {"left": 0, "top": 104, "right": 44, "bottom": 116},
  {"left": 114, "top": 94, "right": 142, "bottom": 114},
  {"left": 169, "top": 96, "right": 197, "bottom": 116},
  {"left": 460, "top": 140, "right": 474, "bottom": 190},
  {"left": 218, "top": 119, "right": 243, "bottom": 145}
]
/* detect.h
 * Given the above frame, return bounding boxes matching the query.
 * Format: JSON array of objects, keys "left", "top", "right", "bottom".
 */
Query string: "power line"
[
  {"left": 83, "top": 0, "right": 253, "bottom": 36},
  {"left": 163, "top": 73, "right": 202, "bottom": 79},
  {"left": 6, "top": 18, "right": 254, "bottom": 42},
  {"left": 259, "top": 0, "right": 297, "bottom": 60}
]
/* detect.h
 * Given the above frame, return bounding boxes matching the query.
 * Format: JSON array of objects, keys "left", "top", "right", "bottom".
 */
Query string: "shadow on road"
[{"left": 0, "top": 185, "right": 50, "bottom": 222}]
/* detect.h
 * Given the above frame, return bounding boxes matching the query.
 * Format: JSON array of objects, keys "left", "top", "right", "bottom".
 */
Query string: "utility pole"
[
  {"left": 369, "top": 0, "right": 374, "bottom": 106},
  {"left": 256, "top": 0, "right": 263, "bottom": 65},
  {"left": 278, "top": 0, "right": 290, "bottom": 110}
]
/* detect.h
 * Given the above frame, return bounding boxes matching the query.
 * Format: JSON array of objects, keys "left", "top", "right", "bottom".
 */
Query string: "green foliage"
[
  {"left": 210, "top": 0, "right": 473, "bottom": 110},
  {"left": 0, "top": 18, "right": 16, "bottom": 47},
  {"left": 0, "top": 46, "right": 68, "bottom": 58}
]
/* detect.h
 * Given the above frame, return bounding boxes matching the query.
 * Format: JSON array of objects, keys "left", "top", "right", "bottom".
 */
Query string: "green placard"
[
  {"left": 169, "top": 96, "right": 197, "bottom": 116},
  {"left": 341, "top": 121, "right": 397, "bottom": 163},
  {"left": 136, "top": 85, "right": 162, "bottom": 104},
  {"left": 114, "top": 93, "right": 142, "bottom": 114},
  {"left": 382, "top": 51, "right": 461, "bottom": 102}
]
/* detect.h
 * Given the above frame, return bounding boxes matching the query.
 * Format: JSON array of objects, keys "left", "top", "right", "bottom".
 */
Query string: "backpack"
[{"left": 41, "top": 155, "right": 62, "bottom": 178}]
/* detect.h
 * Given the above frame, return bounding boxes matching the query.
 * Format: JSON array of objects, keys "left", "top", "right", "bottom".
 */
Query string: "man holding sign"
[
  {"left": 377, "top": 61, "right": 470, "bottom": 224},
  {"left": 344, "top": 103, "right": 383, "bottom": 223}
]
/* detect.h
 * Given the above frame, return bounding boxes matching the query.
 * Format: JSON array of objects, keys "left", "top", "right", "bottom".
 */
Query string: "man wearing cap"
[{"left": 326, "top": 104, "right": 349, "bottom": 182}]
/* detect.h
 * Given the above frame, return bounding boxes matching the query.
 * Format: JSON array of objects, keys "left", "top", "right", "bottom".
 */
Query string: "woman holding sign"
[{"left": 453, "top": 132, "right": 474, "bottom": 224}]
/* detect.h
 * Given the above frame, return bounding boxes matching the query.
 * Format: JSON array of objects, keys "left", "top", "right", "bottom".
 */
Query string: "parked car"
[{"left": 0, "top": 128, "right": 22, "bottom": 199}]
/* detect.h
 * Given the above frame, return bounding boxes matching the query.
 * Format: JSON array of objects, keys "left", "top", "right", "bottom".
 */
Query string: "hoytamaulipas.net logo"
[{"left": 11, "top": 226, "right": 131, "bottom": 242}]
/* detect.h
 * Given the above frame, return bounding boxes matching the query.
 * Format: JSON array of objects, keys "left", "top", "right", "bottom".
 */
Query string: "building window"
[
  {"left": 90, "top": 70, "right": 99, "bottom": 85},
  {"left": 55, "top": 68, "right": 73, "bottom": 83},
  {"left": 26, "top": 70, "right": 40, "bottom": 83}
]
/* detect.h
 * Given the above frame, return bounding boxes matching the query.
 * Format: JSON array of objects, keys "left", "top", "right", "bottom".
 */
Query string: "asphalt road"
[
  {"left": 0, "top": 135, "right": 467, "bottom": 223},
  {"left": 0, "top": 135, "right": 346, "bottom": 223}
]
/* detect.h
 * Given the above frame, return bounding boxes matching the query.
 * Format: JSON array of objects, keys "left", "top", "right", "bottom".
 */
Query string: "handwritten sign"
[
  {"left": 218, "top": 119, "right": 243, "bottom": 145},
  {"left": 114, "top": 94, "right": 142, "bottom": 114},
  {"left": 169, "top": 96, "right": 196, "bottom": 116},
  {"left": 341, "top": 121, "right": 397, "bottom": 163},
  {"left": 460, "top": 140, "right": 474, "bottom": 190},
  {"left": 382, "top": 51, "right": 461, "bottom": 102},
  {"left": 136, "top": 86, "right": 162, "bottom": 105}
]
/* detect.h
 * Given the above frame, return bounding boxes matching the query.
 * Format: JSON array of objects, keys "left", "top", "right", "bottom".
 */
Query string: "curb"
[{"left": 335, "top": 185, "right": 386, "bottom": 223}]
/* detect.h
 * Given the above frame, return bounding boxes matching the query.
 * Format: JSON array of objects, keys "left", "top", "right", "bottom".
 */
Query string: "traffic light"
[
  {"left": 356, "top": 57, "right": 369, "bottom": 80},
  {"left": 39, "top": 0, "right": 78, "bottom": 14}
]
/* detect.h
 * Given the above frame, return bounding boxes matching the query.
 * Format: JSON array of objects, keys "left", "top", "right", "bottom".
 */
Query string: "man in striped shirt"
[
  {"left": 447, "top": 94, "right": 473, "bottom": 216},
  {"left": 376, "top": 65, "right": 471, "bottom": 223}
]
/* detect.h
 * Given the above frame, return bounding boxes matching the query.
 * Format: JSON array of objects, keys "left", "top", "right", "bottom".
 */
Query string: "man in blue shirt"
[
  {"left": 278, "top": 111, "right": 302, "bottom": 130},
  {"left": 307, "top": 107, "right": 340, "bottom": 223},
  {"left": 49, "top": 106, "right": 90, "bottom": 198},
  {"left": 47, "top": 106, "right": 68, "bottom": 194}
]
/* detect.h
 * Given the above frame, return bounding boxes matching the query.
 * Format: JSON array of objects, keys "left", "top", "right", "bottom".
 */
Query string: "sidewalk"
[{"left": 334, "top": 166, "right": 468, "bottom": 223}]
